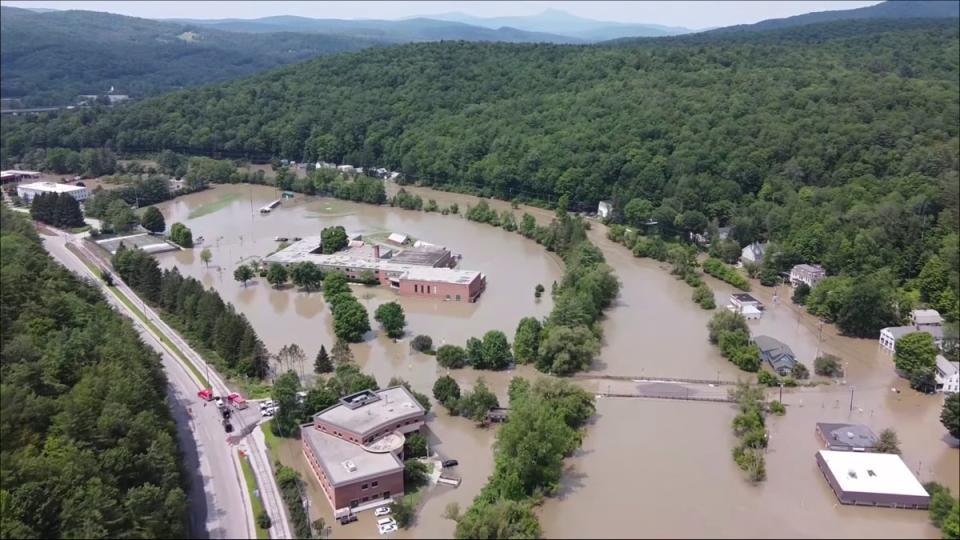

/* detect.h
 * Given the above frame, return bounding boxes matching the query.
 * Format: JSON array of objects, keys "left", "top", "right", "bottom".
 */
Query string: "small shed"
[{"left": 387, "top": 233, "right": 408, "bottom": 245}]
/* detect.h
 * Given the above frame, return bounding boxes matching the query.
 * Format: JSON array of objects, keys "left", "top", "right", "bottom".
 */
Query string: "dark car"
[
  {"left": 442, "top": 459, "right": 459, "bottom": 468},
  {"left": 221, "top": 408, "right": 231, "bottom": 420},
  {"left": 223, "top": 420, "right": 234, "bottom": 433},
  {"left": 338, "top": 514, "right": 357, "bottom": 525}
]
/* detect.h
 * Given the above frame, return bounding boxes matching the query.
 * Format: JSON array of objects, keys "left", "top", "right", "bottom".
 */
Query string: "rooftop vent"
[
  {"left": 867, "top": 469, "right": 876, "bottom": 477},
  {"left": 848, "top": 470, "right": 857, "bottom": 479},
  {"left": 342, "top": 460, "right": 357, "bottom": 472}
]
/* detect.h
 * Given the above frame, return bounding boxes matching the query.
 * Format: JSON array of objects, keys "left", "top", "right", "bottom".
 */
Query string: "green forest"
[
  {"left": 0, "top": 7, "right": 381, "bottom": 107},
  {"left": 0, "top": 207, "right": 188, "bottom": 538},
  {"left": 2, "top": 18, "right": 958, "bottom": 326}
]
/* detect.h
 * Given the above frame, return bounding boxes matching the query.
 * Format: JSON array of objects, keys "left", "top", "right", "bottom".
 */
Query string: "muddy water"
[
  {"left": 154, "top": 184, "right": 557, "bottom": 537},
  {"left": 154, "top": 184, "right": 958, "bottom": 539}
]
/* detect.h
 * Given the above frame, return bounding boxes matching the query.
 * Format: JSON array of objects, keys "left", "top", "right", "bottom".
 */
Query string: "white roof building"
[
  {"left": 16, "top": 181, "right": 90, "bottom": 202},
  {"left": 387, "top": 233, "right": 408, "bottom": 245},
  {"left": 815, "top": 450, "right": 930, "bottom": 509}
]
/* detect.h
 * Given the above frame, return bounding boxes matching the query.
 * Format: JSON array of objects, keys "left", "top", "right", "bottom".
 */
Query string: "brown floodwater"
[{"left": 153, "top": 184, "right": 958, "bottom": 539}]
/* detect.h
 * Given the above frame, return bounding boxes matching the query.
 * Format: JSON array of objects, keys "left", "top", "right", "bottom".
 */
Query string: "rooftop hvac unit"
[{"left": 343, "top": 460, "right": 357, "bottom": 472}]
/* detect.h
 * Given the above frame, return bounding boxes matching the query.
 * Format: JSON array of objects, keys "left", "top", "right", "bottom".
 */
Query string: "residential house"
[
  {"left": 790, "top": 264, "right": 827, "bottom": 289},
  {"left": 728, "top": 293, "right": 763, "bottom": 319},
  {"left": 740, "top": 242, "right": 766, "bottom": 265},
  {"left": 911, "top": 309, "right": 944, "bottom": 327},
  {"left": 597, "top": 201, "right": 613, "bottom": 220},
  {"left": 753, "top": 335, "right": 797, "bottom": 376},
  {"left": 943, "top": 371, "right": 959, "bottom": 395},
  {"left": 935, "top": 355, "right": 959, "bottom": 393},
  {"left": 815, "top": 423, "right": 879, "bottom": 452}
]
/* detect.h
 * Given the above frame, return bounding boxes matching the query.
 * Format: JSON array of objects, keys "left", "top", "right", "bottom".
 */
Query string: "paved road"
[
  {"left": 69, "top": 232, "right": 293, "bottom": 540},
  {"left": 39, "top": 230, "right": 270, "bottom": 539}
]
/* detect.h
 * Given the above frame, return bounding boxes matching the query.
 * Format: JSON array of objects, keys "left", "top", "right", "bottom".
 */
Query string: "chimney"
[{"left": 373, "top": 245, "right": 380, "bottom": 260}]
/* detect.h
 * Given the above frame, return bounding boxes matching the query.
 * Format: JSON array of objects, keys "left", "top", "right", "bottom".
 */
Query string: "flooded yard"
[{"left": 152, "top": 183, "right": 957, "bottom": 539}]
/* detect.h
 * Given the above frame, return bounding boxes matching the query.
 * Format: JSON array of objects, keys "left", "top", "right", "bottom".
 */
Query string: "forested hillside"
[
  {"left": 0, "top": 7, "right": 383, "bottom": 106},
  {"left": 2, "top": 19, "right": 958, "bottom": 321},
  {"left": 0, "top": 207, "right": 188, "bottom": 537}
]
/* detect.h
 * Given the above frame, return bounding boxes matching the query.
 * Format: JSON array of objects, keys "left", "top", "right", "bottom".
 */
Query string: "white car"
[
  {"left": 377, "top": 518, "right": 397, "bottom": 535},
  {"left": 374, "top": 506, "right": 391, "bottom": 517},
  {"left": 259, "top": 400, "right": 275, "bottom": 411},
  {"left": 214, "top": 396, "right": 224, "bottom": 408},
  {"left": 261, "top": 407, "right": 275, "bottom": 418}
]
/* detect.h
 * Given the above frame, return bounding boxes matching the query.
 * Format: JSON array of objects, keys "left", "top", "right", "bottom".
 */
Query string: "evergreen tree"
[
  {"left": 140, "top": 206, "right": 166, "bottom": 233},
  {"left": 314, "top": 345, "right": 333, "bottom": 374}
]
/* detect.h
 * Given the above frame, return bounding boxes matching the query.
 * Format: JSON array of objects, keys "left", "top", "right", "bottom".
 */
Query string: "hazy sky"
[{"left": 0, "top": 1, "right": 883, "bottom": 29}]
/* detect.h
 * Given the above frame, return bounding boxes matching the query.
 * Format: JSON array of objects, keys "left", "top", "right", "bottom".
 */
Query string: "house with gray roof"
[
  {"left": 753, "top": 335, "right": 797, "bottom": 376},
  {"left": 815, "top": 422, "right": 878, "bottom": 452}
]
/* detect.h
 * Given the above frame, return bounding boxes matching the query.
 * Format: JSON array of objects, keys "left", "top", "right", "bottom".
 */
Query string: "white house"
[
  {"left": 728, "top": 293, "right": 763, "bottom": 319},
  {"left": 943, "top": 372, "right": 959, "bottom": 395},
  {"left": 935, "top": 355, "right": 959, "bottom": 393},
  {"left": 337, "top": 165, "right": 356, "bottom": 175},
  {"left": 790, "top": 264, "right": 827, "bottom": 288},
  {"left": 740, "top": 242, "right": 766, "bottom": 264},
  {"left": 597, "top": 201, "right": 613, "bottom": 220},
  {"left": 879, "top": 325, "right": 944, "bottom": 353},
  {"left": 16, "top": 181, "right": 89, "bottom": 203}
]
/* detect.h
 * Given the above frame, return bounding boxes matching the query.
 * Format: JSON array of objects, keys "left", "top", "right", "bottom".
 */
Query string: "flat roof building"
[
  {"left": 16, "top": 181, "right": 90, "bottom": 203},
  {"left": 301, "top": 387, "right": 427, "bottom": 514},
  {"left": 815, "top": 423, "right": 878, "bottom": 452},
  {"left": 0, "top": 169, "right": 41, "bottom": 183},
  {"left": 264, "top": 236, "right": 486, "bottom": 302},
  {"left": 815, "top": 450, "right": 929, "bottom": 509}
]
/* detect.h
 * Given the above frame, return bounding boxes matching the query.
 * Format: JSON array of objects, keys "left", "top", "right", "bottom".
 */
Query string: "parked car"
[
  {"left": 221, "top": 408, "right": 231, "bottom": 420},
  {"left": 338, "top": 514, "right": 358, "bottom": 525},
  {"left": 259, "top": 400, "right": 275, "bottom": 411},
  {"left": 441, "top": 459, "right": 459, "bottom": 468},
  {"left": 197, "top": 388, "right": 214, "bottom": 401},
  {"left": 377, "top": 517, "right": 397, "bottom": 535},
  {"left": 223, "top": 420, "right": 233, "bottom": 433},
  {"left": 374, "top": 506, "right": 391, "bottom": 517},
  {"left": 214, "top": 396, "right": 224, "bottom": 409},
  {"left": 261, "top": 407, "right": 275, "bottom": 418}
]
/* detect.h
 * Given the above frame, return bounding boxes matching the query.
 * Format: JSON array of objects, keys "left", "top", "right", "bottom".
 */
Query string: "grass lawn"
[
  {"left": 69, "top": 225, "right": 91, "bottom": 233},
  {"left": 239, "top": 451, "right": 271, "bottom": 540},
  {"left": 260, "top": 420, "right": 280, "bottom": 464},
  {"left": 307, "top": 198, "right": 354, "bottom": 217},
  {"left": 188, "top": 192, "right": 242, "bottom": 219}
]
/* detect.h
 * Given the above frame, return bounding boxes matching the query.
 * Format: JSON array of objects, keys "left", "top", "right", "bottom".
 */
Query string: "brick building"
[
  {"left": 264, "top": 235, "right": 487, "bottom": 302},
  {"left": 301, "top": 387, "right": 427, "bottom": 513}
]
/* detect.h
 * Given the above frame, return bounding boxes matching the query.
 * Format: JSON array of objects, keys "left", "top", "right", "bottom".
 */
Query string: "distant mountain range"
[
  {"left": 710, "top": 0, "right": 958, "bottom": 34},
  {"left": 419, "top": 8, "right": 696, "bottom": 40},
  {"left": 166, "top": 15, "right": 586, "bottom": 44},
  {"left": 3, "top": 1, "right": 957, "bottom": 107},
  {"left": 0, "top": 7, "right": 383, "bottom": 106}
]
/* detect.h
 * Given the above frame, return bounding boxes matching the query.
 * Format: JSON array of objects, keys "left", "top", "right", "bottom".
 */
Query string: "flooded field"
[{"left": 152, "top": 183, "right": 957, "bottom": 539}]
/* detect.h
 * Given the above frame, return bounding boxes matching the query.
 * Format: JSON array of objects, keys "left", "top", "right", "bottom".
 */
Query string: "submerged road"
[{"left": 39, "top": 229, "right": 268, "bottom": 539}]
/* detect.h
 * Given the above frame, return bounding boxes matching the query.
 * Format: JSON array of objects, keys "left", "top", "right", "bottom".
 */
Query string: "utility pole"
[
  {"left": 779, "top": 383, "right": 783, "bottom": 403},
  {"left": 849, "top": 385, "right": 855, "bottom": 412}
]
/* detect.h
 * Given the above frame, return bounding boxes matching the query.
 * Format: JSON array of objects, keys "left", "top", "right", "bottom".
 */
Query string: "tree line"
[
  {"left": 111, "top": 245, "right": 270, "bottom": 378},
  {"left": 450, "top": 378, "right": 595, "bottom": 539},
  {"left": 29, "top": 191, "right": 84, "bottom": 229},
  {"left": 0, "top": 206, "right": 188, "bottom": 538},
  {"left": 6, "top": 19, "right": 955, "bottom": 333}
]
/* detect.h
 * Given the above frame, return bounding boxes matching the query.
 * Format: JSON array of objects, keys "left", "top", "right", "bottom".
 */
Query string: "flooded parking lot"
[{"left": 153, "top": 183, "right": 957, "bottom": 538}]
